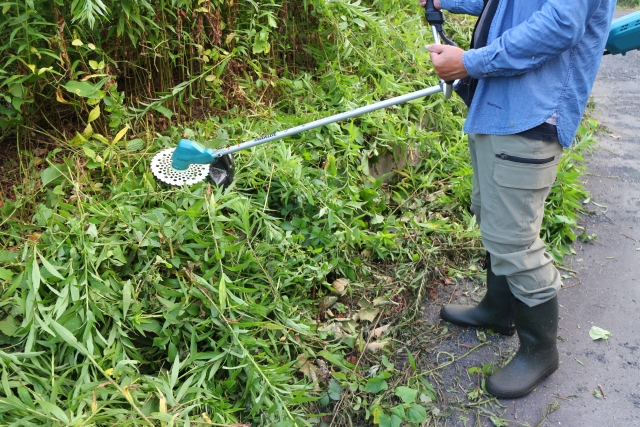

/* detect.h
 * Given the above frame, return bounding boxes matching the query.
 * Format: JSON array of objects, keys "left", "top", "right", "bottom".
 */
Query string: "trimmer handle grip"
[
  {"left": 424, "top": 0, "right": 445, "bottom": 26},
  {"left": 423, "top": 1, "right": 456, "bottom": 99}
]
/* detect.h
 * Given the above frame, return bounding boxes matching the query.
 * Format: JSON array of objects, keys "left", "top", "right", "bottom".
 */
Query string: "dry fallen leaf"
[
  {"left": 373, "top": 274, "right": 393, "bottom": 284},
  {"left": 358, "top": 298, "right": 372, "bottom": 309},
  {"left": 589, "top": 326, "right": 612, "bottom": 341},
  {"left": 370, "top": 324, "right": 390, "bottom": 339},
  {"left": 295, "top": 356, "right": 320, "bottom": 389},
  {"left": 373, "top": 296, "right": 396, "bottom": 306},
  {"left": 332, "top": 278, "right": 349, "bottom": 295},
  {"left": 322, "top": 296, "right": 338, "bottom": 309},
  {"left": 318, "top": 322, "right": 345, "bottom": 338},
  {"left": 357, "top": 307, "right": 380, "bottom": 322},
  {"left": 365, "top": 341, "right": 388, "bottom": 353}
]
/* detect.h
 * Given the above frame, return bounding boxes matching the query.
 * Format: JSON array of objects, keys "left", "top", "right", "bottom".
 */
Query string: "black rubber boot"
[
  {"left": 440, "top": 254, "right": 516, "bottom": 336},
  {"left": 486, "top": 296, "right": 559, "bottom": 398}
]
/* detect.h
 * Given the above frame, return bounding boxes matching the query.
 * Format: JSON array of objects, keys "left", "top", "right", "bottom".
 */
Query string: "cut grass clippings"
[{"left": 0, "top": 1, "right": 596, "bottom": 425}]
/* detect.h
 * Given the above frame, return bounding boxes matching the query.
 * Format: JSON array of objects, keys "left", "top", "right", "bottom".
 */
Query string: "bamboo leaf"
[
  {"left": 38, "top": 400, "right": 69, "bottom": 423},
  {"left": 37, "top": 251, "right": 64, "bottom": 280},
  {"left": 50, "top": 319, "right": 88, "bottom": 355},
  {"left": 30, "top": 258, "right": 40, "bottom": 293},
  {"left": 170, "top": 355, "right": 180, "bottom": 389},
  {"left": 219, "top": 275, "right": 227, "bottom": 313},
  {"left": 111, "top": 125, "right": 129, "bottom": 145},
  {"left": 122, "top": 280, "right": 132, "bottom": 318}
]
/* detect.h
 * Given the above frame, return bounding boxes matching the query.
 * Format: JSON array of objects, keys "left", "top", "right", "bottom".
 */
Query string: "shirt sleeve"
[
  {"left": 462, "top": 0, "right": 601, "bottom": 78},
  {"left": 439, "top": 0, "right": 485, "bottom": 16}
]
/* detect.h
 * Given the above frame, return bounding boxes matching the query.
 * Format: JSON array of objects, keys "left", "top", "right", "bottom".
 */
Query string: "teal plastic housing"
[
  {"left": 171, "top": 139, "right": 216, "bottom": 170},
  {"left": 606, "top": 10, "right": 640, "bottom": 56}
]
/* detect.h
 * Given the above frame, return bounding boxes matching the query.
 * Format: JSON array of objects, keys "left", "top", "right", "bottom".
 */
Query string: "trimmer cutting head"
[
  {"left": 151, "top": 148, "right": 210, "bottom": 186},
  {"left": 150, "top": 147, "right": 234, "bottom": 187}
]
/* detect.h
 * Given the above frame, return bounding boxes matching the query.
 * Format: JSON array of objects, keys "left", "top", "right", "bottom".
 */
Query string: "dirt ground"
[{"left": 421, "top": 9, "right": 640, "bottom": 427}]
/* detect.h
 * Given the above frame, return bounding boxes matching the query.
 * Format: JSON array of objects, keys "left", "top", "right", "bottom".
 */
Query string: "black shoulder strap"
[{"left": 471, "top": 0, "right": 501, "bottom": 50}]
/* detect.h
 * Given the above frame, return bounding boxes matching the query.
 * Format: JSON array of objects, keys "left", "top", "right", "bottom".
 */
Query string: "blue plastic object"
[
  {"left": 171, "top": 139, "right": 216, "bottom": 170},
  {"left": 606, "top": 10, "right": 640, "bottom": 56}
]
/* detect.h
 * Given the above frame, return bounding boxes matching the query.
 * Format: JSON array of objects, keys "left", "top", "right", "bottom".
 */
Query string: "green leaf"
[
  {"left": 328, "top": 380, "right": 343, "bottom": 400},
  {"left": 252, "top": 38, "right": 269, "bottom": 54},
  {"left": 318, "top": 350, "right": 346, "bottom": 369},
  {"left": 394, "top": 386, "right": 418, "bottom": 404},
  {"left": 153, "top": 105, "right": 173, "bottom": 119},
  {"left": 50, "top": 319, "right": 88, "bottom": 355},
  {"left": 40, "top": 165, "right": 64, "bottom": 187},
  {"left": 0, "top": 316, "right": 20, "bottom": 337},
  {"left": 38, "top": 400, "right": 69, "bottom": 423},
  {"left": 0, "top": 267, "right": 13, "bottom": 281},
  {"left": 589, "top": 326, "right": 612, "bottom": 341},
  {"left": 38, "top": 252, "right": 64, "bottom": 280},
  {"left": 88, "top": 105, "right": 100, "bottom": 123},
  {"left": 126, "top": 138, "right": 145, "bottom": 152},
  {"left": 122, "top": 280, "right": 133, "bottom": 318},
  {"left": 406, "top": 404, "right": 428, "bottom": 423},
  {"left": 378, "top": 414, "right": 402, "bottom": 427},
  {"left": 389, "top": 404, "right": 406, "bottom": 419},
  {"left": 490, "top": 417, "right": 509, "bottom": 427},
  {"left": 364, "top": 376, "right": 388, "bottom": 394},
  {"left": 170, "top": 354, "right": 180, "bottom": 388},
  {"left": 371, "top": 214, "right": 384, "bottom": 225},
  {"left": 64, "top": 80, "right": 98, "bottom": 98},
  {"left": 218, "top": 275, "right": 227, "bottom": 312},
  {"left": 85, "top": 223, "right": 98, "bottom": 239},
  {"left": 406, "top": 348, "right": 417, "bottom": 371},
  {"left": 31, "top": 257, "right": 41, "bottom": 293}
]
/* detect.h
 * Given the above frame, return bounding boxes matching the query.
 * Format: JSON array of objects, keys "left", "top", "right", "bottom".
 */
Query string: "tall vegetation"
[
  {"left": 1, "top": 0, "right": 325, "bottom": 136},
  {"left": 0, "top": 0, "right": 591, "bottom": 425}
]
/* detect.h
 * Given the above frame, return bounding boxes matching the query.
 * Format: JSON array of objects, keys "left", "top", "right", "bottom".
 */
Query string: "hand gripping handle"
[{"left": 423, "top": 0, "right": 455, "bottom": 98}]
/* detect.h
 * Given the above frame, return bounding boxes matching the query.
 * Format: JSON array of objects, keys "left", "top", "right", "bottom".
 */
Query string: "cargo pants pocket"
[{"left": 489, "top": 152, "right": 560, "bottom": 245}]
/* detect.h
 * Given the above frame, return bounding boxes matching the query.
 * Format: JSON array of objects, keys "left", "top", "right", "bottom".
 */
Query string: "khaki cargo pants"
[{"left": 468, "top": 133, "right": 563, "bottom": 307}]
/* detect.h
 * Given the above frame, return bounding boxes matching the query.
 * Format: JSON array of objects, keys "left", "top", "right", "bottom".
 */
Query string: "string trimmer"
[
  {"left": 151, "top": 7, "right": 640, "bottom": 187},
  {"left": 151, "top": 1, "right": 456, "bottom": 186}
]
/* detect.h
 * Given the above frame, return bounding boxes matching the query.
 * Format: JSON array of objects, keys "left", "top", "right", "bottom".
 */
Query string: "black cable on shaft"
[{"left": 439, "top": 31, "right": 457, "bottom": 47}]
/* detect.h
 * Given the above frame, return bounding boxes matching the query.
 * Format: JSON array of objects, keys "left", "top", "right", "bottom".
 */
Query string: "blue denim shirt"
[{"left": 440, "top": 0, "right": 616, "bottom": 148}]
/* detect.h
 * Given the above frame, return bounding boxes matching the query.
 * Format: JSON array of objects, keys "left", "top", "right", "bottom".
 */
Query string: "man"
[{"left": 418, "top": 0, "right": 616, "bottom": 398}]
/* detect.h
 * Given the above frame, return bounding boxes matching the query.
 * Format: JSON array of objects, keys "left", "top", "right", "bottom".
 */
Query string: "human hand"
[
  {"left": 425, "top": 44, "right": 469, "bottom": 81},
  {"left": 419, "top": 0, "right": 441, "bottom": 9}
]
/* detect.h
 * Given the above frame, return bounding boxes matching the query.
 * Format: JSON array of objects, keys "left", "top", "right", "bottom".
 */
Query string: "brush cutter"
[
  {"left": 151, "top": 7, "right": 640, "bottom": 187},
  {"left": 151, "top": 1, "right": 456, "bottom": 186},
  {"left": 605, "top": 10, "right": 640, "bottom": 55}
]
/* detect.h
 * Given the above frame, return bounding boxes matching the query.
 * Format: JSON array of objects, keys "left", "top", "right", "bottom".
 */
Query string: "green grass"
[
  {"left": 0, "top": 1, "right": 595, "bottom": 425},
  {"left": 619, "top": 0, "right": 640, "bottom": 8}
]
